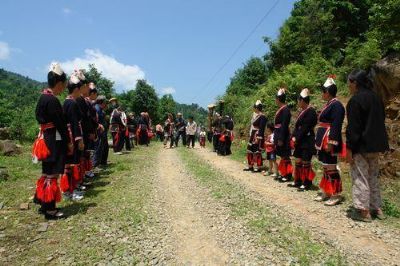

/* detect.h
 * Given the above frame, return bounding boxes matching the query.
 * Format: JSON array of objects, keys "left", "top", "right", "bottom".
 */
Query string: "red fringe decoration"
[
  {"left": 247, "top": 153, "right": 253, "bottom": 166},
  {"left": 294, "top": 164, "right": 302, "bottom": 182},
  {"left": 36, "top": 176, "right": 61, "bottom": 203},
  {"left": 319, "top": 174, "right": 342, "bottom": 196},
  {"left": 32, "top": 138, "right": 50, "bottom": 161},
  {"left": 219, "top": 135, "right": 226, "bottom": 142},
  {"left": 73, "top": 164, "right": 81, "bottom": 182},
  {"left": 60, "top": 173, "right": 70, "bottom": 193},
  {"left": 148, "top": 130, "right": 154, "bottom": 139},
  {"left": 255, "top": 153, "right": 263, "bottom": 167},
  {"left": 278, "top": 159, "right": 293, "bottom": 176}
]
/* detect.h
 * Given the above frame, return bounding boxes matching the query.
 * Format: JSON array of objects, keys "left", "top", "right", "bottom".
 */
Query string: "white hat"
[
  {"left": 277, "top": 88, "right": 286, "bottom": 96},
  {"left": 323, "top": 75, "right": 336, "bottom": 88},
  {"left": 89, "top": 82, "right": 96, "bottom": 89},
  {"left": 69, "top": 73, "right": 81, "bottom": 85},
  {"left": 300, "top": 88, "right": 310, "bottom": 98},
  {"left": 48, "top": 62, "right": 64, "bottom": 76},
  {"left": 73, "top": 69, "right": 86, "bottom": 81},
  {"left": 255, "top": 100, "right": 262, "bottom": 106}
]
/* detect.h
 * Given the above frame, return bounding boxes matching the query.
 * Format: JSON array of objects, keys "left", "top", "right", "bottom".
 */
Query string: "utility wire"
[{"left": 191, "top": 0, "right": 280, "bottom": 104}]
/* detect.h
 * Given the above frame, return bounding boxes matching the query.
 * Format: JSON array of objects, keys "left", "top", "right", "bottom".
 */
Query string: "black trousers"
[
  {"left": 187, "top": 135, "right": 195, "bottom": 147},
  {"left": 175, "top": 130, "right": 186, "bottom": 146},
  {"left": 212, "top": 134, "right": 220, "bottom": 152}
]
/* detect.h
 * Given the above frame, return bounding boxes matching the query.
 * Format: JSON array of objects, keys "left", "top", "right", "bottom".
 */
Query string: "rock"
[
  {"left": 0, "top": 128, "right": 10, "bottom": 140},
  {"left": 0, "top": 167, "right": 9, "bottom": 181},
  {"left": 0, "top": 140, "right": 22, "bottom": 156},
  {"left": 19, "top": 203, "right": 29, "bottom": 210},
  {"left": 38, "top": 222, "right": 49, "bottom": 232},
  {"left": 371, "top": 53, "right": 400, "bottom": 105}
]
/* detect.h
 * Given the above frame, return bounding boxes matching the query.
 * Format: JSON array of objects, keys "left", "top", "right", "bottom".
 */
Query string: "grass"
[
  {"left": 178, "top": 147, "right": 347, "bottom": 265},
  {"left": 0, "top": 144, "right": 159, "bottom": 265},
  {"left": 231, "top": 139, "right": 400, "bottom": 227}
]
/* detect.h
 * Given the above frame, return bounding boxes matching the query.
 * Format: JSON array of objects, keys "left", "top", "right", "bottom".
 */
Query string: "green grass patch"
[
  {"left": 0, "top": 144, "right": 159, "bottom": 265},
  {"left": 178, "top": 148, "right": 347, "bottom": 265}
]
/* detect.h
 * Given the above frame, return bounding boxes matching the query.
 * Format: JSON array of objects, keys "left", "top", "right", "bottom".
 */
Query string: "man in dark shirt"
[
  {"left": 93, "top": 95, "right": 109, "bottom": 167},
  {"left": 175, "top": 112, "right": 187, "bottom": 147},
  {"left": 346, "top": 69, "right": 389, "bottom": 222}
]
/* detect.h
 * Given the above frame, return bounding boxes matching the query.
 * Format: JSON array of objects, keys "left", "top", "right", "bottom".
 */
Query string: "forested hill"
[
  {"left": 0, "top": 68, "right": 207, "bottom": 141},
  {"left": 222, "top": 0, "right": 400, "bottom": 135}
]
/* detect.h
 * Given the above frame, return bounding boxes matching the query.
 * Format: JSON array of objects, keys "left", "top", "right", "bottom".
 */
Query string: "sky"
[{"left": 0, "top": 0, "right": 296, "bottom": 107}]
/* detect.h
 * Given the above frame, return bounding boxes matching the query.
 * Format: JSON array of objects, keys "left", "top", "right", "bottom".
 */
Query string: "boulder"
[
  {"left": 370, "top": 53, "right": 400, "bottom": 105},
  {"left": 0, "top": 167, "right": 8, "bottom": 181},
  {"left": 0, "top": 140, "right": 22, "bottom": 156}
]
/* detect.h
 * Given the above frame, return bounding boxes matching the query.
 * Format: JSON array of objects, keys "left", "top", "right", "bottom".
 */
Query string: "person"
[
  {"left": 163, "top": 113, "right": 175, "bottom": 148},
  {"left": 76, "top": 71, "right": 96, "bottom": 183},
  {"left": 120, "top": 107, "right": 130, "bottom": 151},
  {"left": 199, "top": 127, "right": 207, "bottom": 148},
  {"left": 243, "top": 100, "right": 268, "bottom": 172},
  {"left": 274, "top": 88, "right": 293, "bottom": 182},
  {"left": 289, "top": 88, "right": 318, "bottom": 191},
  {"left": 263, "top": 123, "right": 278, "bottom": 177},
  {"left": 175, "top": 112, "right": 187, "bottom": 147},
  {"left": 109, "top": 101, "right": 126, "bottom": 154},
  {"left": 314, "top": 75, "right": 346, "bottom": 206},
  {"left": 137, "top": 112, "right": 150, "bottom": 145},
  {"left": 33, "top": 62, "right": 69, "bottom": 219},
  {"left": 93, "top": 95, "right": 109, "bottom": 168},
  {"left": 60, "top": 72, "right": 85, "bottom": 201},
  {"left": 218, "top": 115, "right": 234, "bottom": 156},
  {"left": 212, "top": 113, "right": 222, "bottom": 152},
  {"left": 155, "top": 123, "right": 164, "bottom": 142},
  {"left": 127, "top": 112, "right": 137, "bottom": 149},
  {"left": 86, "top": 83, "right": 101, "bottom": 177},
  {"left": 346, "top": 69, "right": 389, "bottom": 222},
  {"left": 186, "top": 116, "right": 197, "bottom": 148}
]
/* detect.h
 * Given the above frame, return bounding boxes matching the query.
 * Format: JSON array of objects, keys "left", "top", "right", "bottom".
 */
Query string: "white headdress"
[
  {"left": 277, "top": 88, "right": 286, "bottom": 96},
  {"left": 48, "top": 62, "right": 64, "bottom": 76},
  {"left": 300, "top": 88, "right": 310, "bottom": 98},
  {"left": 73, "top": 69, "right": 86, "bottom": 82},
  {"left": 89, "top": 82, "right": 96, "bottom": 89},
  {"left": 69, "top": 73, "right": 81, "bottom": 85},
  {"left": 255, "top": 100, "right": 262, "bottom": 106},
  {"left": 323, "top": 75, "right": 336, "bottom": 88}
]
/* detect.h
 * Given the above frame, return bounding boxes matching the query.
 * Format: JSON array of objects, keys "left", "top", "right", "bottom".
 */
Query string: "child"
[
  {"left": 199, "top": 127, "right": 206, "bottom": 148},
  {"left": 264, "top": 123, "right": 278, "bottom": 177}
]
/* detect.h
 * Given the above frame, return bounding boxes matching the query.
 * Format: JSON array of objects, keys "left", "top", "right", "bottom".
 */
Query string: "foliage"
[
  {"left": 158, "top": 94, "right": 176, "bottom": 120},
  {"left": 83, "top": 64, "right": 115, "bottom": 98},
  {"left": 129, "top": 79, "right": 159, "bottom": 122}
]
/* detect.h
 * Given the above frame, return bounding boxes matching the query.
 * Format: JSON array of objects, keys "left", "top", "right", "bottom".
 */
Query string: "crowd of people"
[
  {"left": 31, "top": 63, "right": 154, "bottom": 219},
  {"left": 31, "top": 63, "right": 389, "bottom": 223},
  {"left": 243, "top": 72, "right": 389, "bottom": 222}
]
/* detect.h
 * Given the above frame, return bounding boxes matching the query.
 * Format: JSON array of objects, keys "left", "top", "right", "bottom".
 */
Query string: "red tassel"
[
  {"left": 247, "top": 153, "right": 253, "bottom": 166},
  {"left": 60, "top": 173, "right": 70, "bottom": 193},
  {"left": 219, "top": 135, "right": 226, "bottom": 142},
  {"left": 287, "top": 161, "right": 293, "bottom": 175},
  {"left": 32, "top": 138, "right": 50, "bottom": 161},
  {"left": 307, "top": 168, "right": 316, "bottom": 181},
  {"left": 42, "top": 178, "right": 61, "bottom": 203},
  {"left": 73, "top": 165, "right": 81, "bottom": 182},
  {"left": 319, "top": 174, "right": 342, "bottom": 196},
  {"left": 294, "top": 164, "right": 302, "bottom": 182},
  {"left": 278, "top": 160, "right": 287, "bottom": 176},
  {"left": 35, "top": 176, "right": 46, "bottom": 202},
  {"left": 255, "top": 153, "right": 263, "bottom": 167}
]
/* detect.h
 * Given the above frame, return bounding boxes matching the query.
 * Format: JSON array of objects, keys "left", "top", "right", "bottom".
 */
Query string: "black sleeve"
[
  {"left": 295, "top": 110, "right": 317, "bottom": 141},
  {"left": 280, "top": 108, "right": 291, "bottom": 140},
  {"left": 329, "top": 103, "right": 345, "bottom": 145},
  {"left": 257, "top": 116, "right": 268, "bottom": 138},
  {"left": 346, "top": 98, "right": 363, "bottom": 150},
  {"left": 71, "top": 103, "right": 83, "bottom": 141},
  {"left": 48, "top": 98, "right": 69, "bottom": 143}
]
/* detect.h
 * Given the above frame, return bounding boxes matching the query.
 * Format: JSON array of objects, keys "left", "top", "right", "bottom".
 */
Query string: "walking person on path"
[
  {"left": 346, "top": 69, "right": 389, "bottom": 222},
  {"left": 186, "top": 116, "right": 197, "bottom": 148}
]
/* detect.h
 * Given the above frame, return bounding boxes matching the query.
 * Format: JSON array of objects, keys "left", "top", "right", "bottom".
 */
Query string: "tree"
[
  {"left": 132, "top": 80, "right": 159, "bottom": 122},
  {"left": 83, "top": 64, "right": 115, "bottom": 98},
  {"left": 158, "top": 94, "right": 176, "bottom": 121}
]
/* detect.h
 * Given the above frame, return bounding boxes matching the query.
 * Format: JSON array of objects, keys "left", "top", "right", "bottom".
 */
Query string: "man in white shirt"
[{"left": 186, "top": 116, "right": 197, "bottom": 148}]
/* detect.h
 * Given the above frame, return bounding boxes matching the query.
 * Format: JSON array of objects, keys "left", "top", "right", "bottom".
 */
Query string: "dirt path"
[
  {"left": 194, "top": 148, "right": 400, "bottom": 265},
  {"left": 154, "top": 148, "right": 229, "bottom": 264}
]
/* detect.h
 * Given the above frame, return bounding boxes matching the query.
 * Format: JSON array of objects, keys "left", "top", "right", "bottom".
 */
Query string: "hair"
[
  {"left": 254, "top": 104, "right": 263, "bottom": 111},
  {"left": 67, "top": 80, "right": 82, "bottom": 94},
  {"left": 96, "top": 96, "right": 107, "bottom": 104},
  {"left": 89, "top": 88, "right": 98, "bottom": 95},
  {"left": 321, "top": 83, "right": 337, "bottom": 97},
  {"left": 266, "top": 123, "right": 274, "bottom": 132},
  {"left": 276, "top": 94, "right": 286, "bottom": 103},
  {"left": 167, "top": 113, "right": 173, "bottom": 120},
  {"left": 48, "top": 71, "right": 67, "bottom": 88},
  {"left": 188, "top": 115, "right": 194, "bottom": 120},
  {"left": 298, "top": 95, "right": 310, "bottom": 104},
  {"left": 348, "top": 69, "right": 373, "bottom": 90}
]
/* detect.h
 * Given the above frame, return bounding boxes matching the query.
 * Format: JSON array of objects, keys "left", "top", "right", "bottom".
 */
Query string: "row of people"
[
  {"left": 244, "top": 72, "right": 389, "bottom": 221},
  {"left": 32, "top": 63, "right": 104, "bottom": 219},
  {"left": 162, "top": 114, "right": 204, "bottom": 149}
]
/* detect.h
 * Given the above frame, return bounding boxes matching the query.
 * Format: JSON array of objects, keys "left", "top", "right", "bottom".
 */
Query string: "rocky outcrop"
[
  {"left": 0, "top": 128, "right": 11, "bottom": 140},
  {"left": 370, "top": 53, "right": 400, "bottom": 105},
  {"left": 0, "top": 140, "right": 22, "bottom": 156}
]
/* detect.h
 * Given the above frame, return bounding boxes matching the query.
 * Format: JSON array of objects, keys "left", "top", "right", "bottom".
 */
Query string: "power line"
[{"left": 192, "top": 0, "right": 281, "bottom": 104}]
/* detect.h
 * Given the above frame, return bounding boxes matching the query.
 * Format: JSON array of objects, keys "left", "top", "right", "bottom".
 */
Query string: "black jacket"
[
  {"left": 346, "top": 88, "right": 389, "bottom": 154},
  {"left": 293, "top": 107, "right": 317, "bottom": 150}
]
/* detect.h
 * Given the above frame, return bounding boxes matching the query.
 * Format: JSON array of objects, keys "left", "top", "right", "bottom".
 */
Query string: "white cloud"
[
  {"left": 63, "top": 8, "right": 71, "bottom": 14},
  {"left": 161, "top": 87, "right": 176, "bottom": 95},
  {"left": 0, "top": 41, "right": 10, "bottom": 60},
  {"left": 59, "top": 49, "right": 145, "bottom": 90}
]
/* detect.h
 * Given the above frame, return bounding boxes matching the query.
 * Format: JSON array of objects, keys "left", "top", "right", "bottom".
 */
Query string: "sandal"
[{"left": 45, "top": 210, "right": 65, "bottom": 220}]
